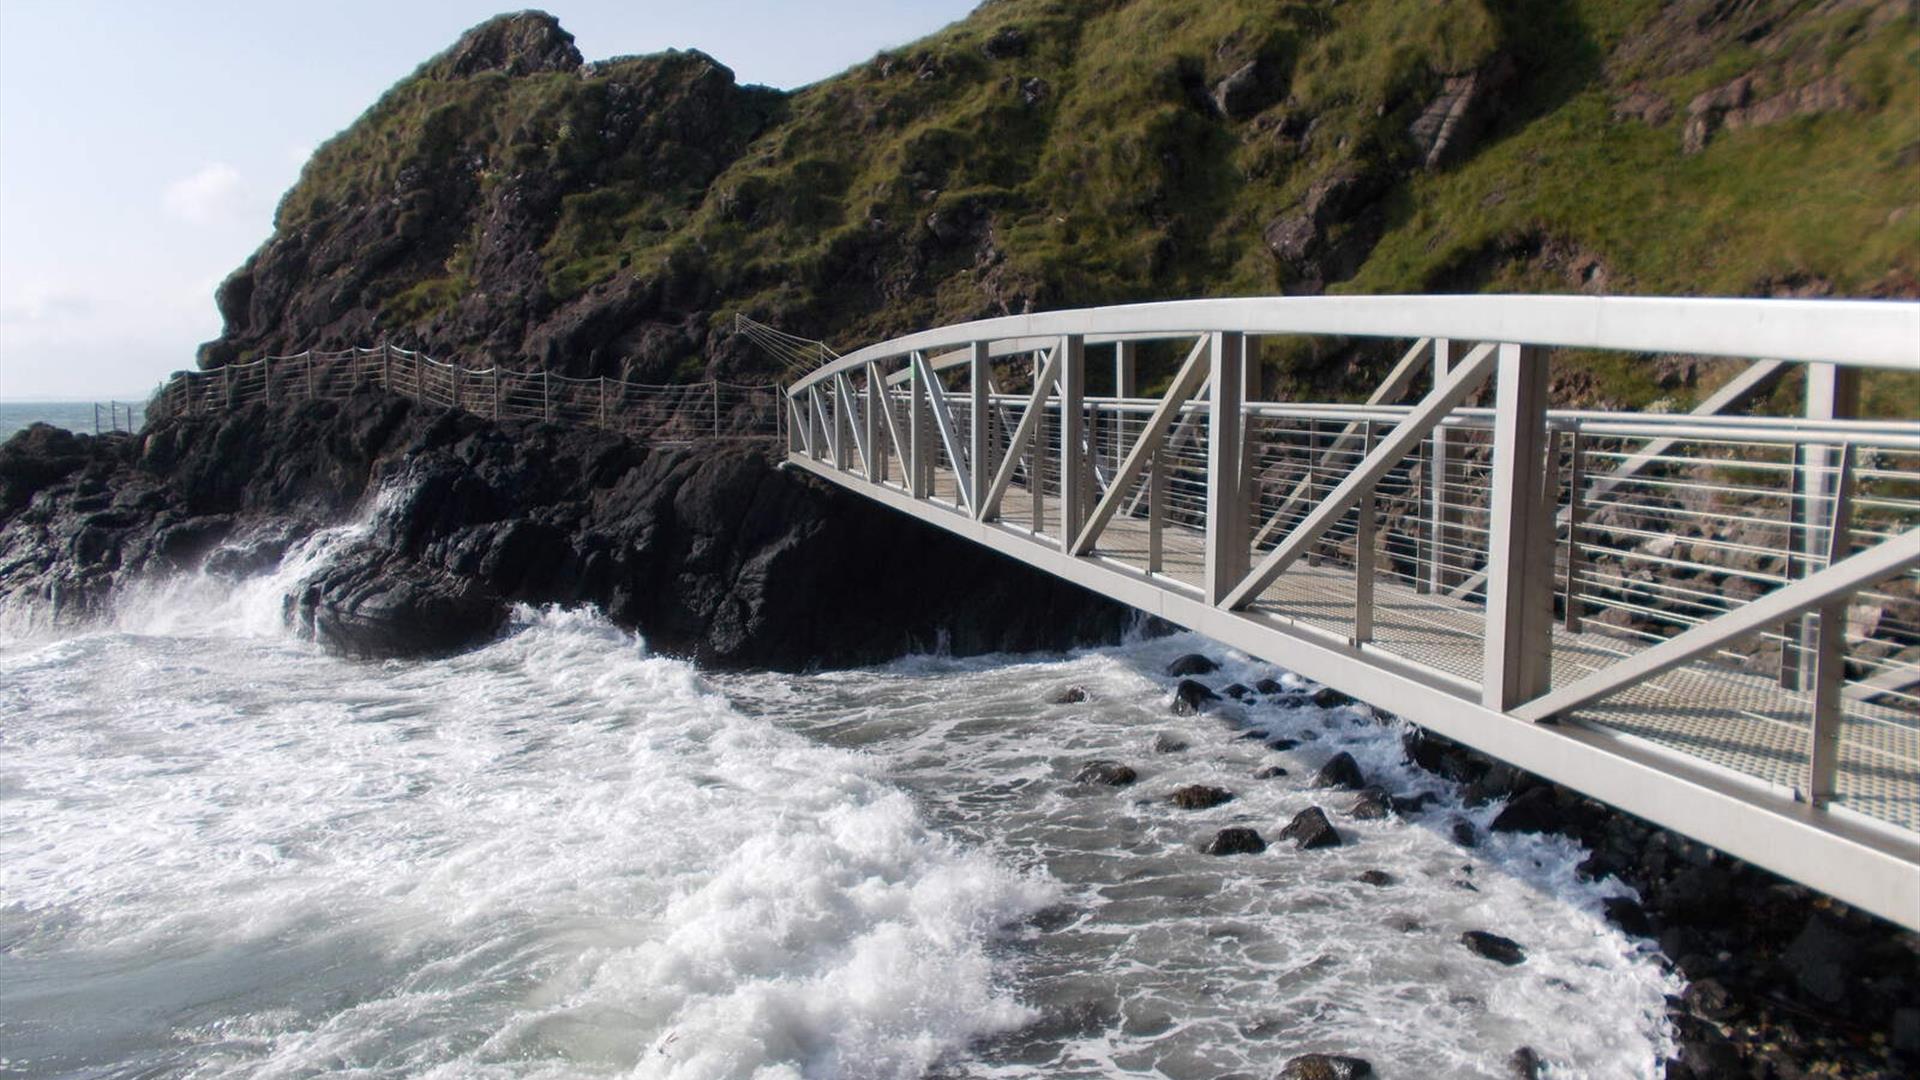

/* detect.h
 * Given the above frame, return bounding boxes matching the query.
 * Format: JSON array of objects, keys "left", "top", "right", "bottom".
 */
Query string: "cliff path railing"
[
  {"left": 149, "top": 344, "right": 784, "bottom": 445},
  {"left": 783, "top": 294, "right": 1920, "bottom": 929}
]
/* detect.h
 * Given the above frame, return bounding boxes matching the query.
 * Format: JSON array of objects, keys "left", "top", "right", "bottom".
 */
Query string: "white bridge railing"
[
  {"left": 150, "top": 344, "right": 784, "bottom": 444},
  {"left": 783, "top": 295, "right": 1920, "bottom": 928}
]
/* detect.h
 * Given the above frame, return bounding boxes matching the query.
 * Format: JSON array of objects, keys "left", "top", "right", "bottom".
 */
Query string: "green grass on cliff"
[{"left": 265, "top": 0, "right": 1919, "bottom": 402}]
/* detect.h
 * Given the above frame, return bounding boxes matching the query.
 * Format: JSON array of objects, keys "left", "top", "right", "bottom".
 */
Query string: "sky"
[{"left": 0, "top": 1, "right": 978, "bottom": 401}]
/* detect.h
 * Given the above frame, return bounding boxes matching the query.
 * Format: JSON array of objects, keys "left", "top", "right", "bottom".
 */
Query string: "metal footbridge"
[{"left": 781, "top": 295, "right": 1920, "bottom": 929}]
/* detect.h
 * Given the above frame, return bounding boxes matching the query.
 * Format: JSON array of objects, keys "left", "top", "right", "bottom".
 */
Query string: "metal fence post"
[
  {"left": 1807, "top": 443, "right": 1856, "bottom": 806},
  {"left": 1059, "top": 334, "right": 1085, "bottom": 547},
  {"left": 542, "top": 370, "right": 551, "bottom": 421},
  {"left": 1564, "top": 429, "right": 1588, "bottom": 633},
  {"left": 1482, "top": 342, "right": 1555, "bottom": 711},
  {"left": 1353, "top": 419, "right": 1377, "bottom": 644},
  {"left": 713, "top": 380, "right": 721, "bottom": 439},
  {"left": 305, "top": 353, "right": 315, "bottom": 400},
  {"left": 1205, "top": 331, "right": 1248, "bottom": 607}
]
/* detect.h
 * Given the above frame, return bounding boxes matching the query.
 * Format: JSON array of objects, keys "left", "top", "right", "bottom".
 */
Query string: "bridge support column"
[
  {"left": 1428, "top": 338, "right": 1458, "bottom": 593},
  {"left": 1206, "top": 331, "right": 1249, "bottom": 606},
  {"left": 1482, "top": 343, "right": 1555, "bottom": 712},
  {"left": 971, "top": 343, "right": 991, "bottom": 521},
  {"left": 1059, "top": 335, "right": 1085, "bottom": 548}
]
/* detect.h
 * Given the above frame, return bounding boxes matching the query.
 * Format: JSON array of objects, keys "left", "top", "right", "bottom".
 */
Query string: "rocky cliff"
[
  {"left": 0, "top": 404, "right": 1132, "bottom": 667},
  {"left": 201, "top": 1, "right": 1919, "bottom": 405}
]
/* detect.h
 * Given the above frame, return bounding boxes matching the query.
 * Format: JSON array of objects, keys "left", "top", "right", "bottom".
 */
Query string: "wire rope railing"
[{"left": 147, "top": 343, "right": 784, "bottom": 445}]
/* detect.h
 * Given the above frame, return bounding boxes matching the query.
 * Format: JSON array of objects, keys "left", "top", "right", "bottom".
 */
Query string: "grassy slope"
[{"left": 267, "top": 0, "right": 1919, "bottom": 406}]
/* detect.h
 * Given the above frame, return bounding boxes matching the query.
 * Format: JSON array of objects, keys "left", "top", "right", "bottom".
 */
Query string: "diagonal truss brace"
[
  {"left": 1222, "top": 342, "right": 1498, "bottom": 611},
  {"left": 835, "top": 373, "right": 869, "bottom": 475},
  {"left": 912, "top": 350, "right": 974, "bottom": 512},
  {"left": 1251, "top": 337, "right": 1434, "bottom": 548},
  {"left": 1069, "top": 335, "right": 1211, "bottom": 555},
  {"left": 979, "top": 344, "right": 1062, "bottom": 521},
  {"left": 1513, "top": 525, "right": 1920, "bottom": 723}
]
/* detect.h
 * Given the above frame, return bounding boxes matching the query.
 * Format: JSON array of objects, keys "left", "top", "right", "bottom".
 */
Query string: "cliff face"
[
  {"left": 202, "top": 1, "right": 1920, "bottom": 403},
  {"left": 0, "top": 404, "right": 1133, "bottom": 667}
]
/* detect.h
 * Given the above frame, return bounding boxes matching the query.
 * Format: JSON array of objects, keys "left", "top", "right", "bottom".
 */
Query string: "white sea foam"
[{"left": 0, "top": 603, "right": 1054, "bottom": 1078}]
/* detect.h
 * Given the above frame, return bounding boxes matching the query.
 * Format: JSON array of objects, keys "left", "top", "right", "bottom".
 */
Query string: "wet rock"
[
  {"left": 1279, "top": 806, "right": 1342, "bottom": 850},
  {"left": 1152, "top": 733, "right": 1189, "bottom": 754},
  {"left": 1075, "top": 760, "right": 1138, "bottom": 787},
  {"left": 1166, "top": 653, "right": 1221, "bottom": 677},
  {"left": 1393, "top": 791, "right": 1440, "bottom": 814},
  {"left": 1266, "top": 737, "right": 1299, "bottom": 752},
  {"left": 1309, "top": 686, "right": 1355, "bottom": 708},
  {"left": 1451, "top": 819, "right": 1479, "bottom": 848},
  {"left": 1171, "top": 679, "right": 1220, "bottom": 716},
  {"left": 1203, "top": 826, "right": 1267, "bottom": 855},
  {"left": 1169, "top": 784, "right": 1235, "bottom": 810},
  {"left": 1461, "top": 930, "right": 1527, "bottom": 965},
  {"left": 1489, "top": 786, "right": 1563, "bottom": 834},
  {"left": 1222, "top": 683, "right": 1251, "bottom": 699},
  {"left": 1683, "top": 977, "right": 1741, "bottom": 1023},
  {"left": 1507, "top": 1046, "right": 1542, "bottom": 1079},
  {"left": 294, "top": 548, "right": 508, "bottom": 659},
  {"left": 1347, "top": 787, "right": 1393, "bottom": 820},
  {"left": 1312, "top": 751, "right": 1366, "bottom": 791},
  {"left": 1254, "top": 678, "right": 1286, "bottom": 695},
  {"left": 1253, "top": 764, "right": 1290, "bottom": 779},
  {"left": 1277, "top": 1053, "right": 1373, "bottom": 1080},
  {"left": 1052, "top": 685, "right": 1089, "bottom": 704},
  {"left": 1781, "top": 913, "right": 1859, "bottom": 1005},
  {"left": 1357, "top": 869, "right": 1395, "bottom": 888},
  {"left": 1602, "top": 896, "right": 1652, "bottom": 938}
]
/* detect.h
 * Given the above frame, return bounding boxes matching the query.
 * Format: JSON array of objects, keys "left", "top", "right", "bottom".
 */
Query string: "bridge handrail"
[{"left": 786, "top": 295, "right": 1919, "bottom": 395}]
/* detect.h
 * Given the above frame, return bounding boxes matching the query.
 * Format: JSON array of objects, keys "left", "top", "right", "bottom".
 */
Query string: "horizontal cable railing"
[{"left": 147, "top": 344, "right": 784, "bottom": 445}]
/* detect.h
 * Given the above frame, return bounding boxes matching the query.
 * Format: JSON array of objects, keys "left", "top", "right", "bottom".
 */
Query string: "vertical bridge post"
[
  {"left": 971, "top": 342, "right": 991, "bottom": 520},
  {"left": 1206, "top": 331, "right": 1248, "bottom": 606},
  {"left": 1482, "top": 343, "right": 1555, "bottom": 712},
  {"left": 1059, "top": 335, "right": 1085, "bottom": 547}
]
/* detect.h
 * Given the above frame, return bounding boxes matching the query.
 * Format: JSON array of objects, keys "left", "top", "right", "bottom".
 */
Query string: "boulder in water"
[
  {"left": 1203, "top": 826, "right": 1266, "bottom": 855},
  {"left": 1166, "top": 653, "right": 1221, "bottom": 676},
  {"left": 1254, "top": 677, "right": 1286, "bottom": 695},
  {"left": 1152, "top": 732, "right": 1189, "bottom": 754},
  {"left": 1169, "top": 784, "right": 1234, "bottom": 810},
  {"left": 1461, "top": 930, "right": 1527, "bottom": 965},
  {"left": 1279, "top": 806, "right": 1342, "bottom": 849},
  {"left": 1278, "top": 1054, "right": 1373, "bottom": 1080},
  {"left": 1253, "top": 764, "right": 1289, "bottom": 779},
  {"left": 1312, "top": 751, "right": 1367, "bottom": 791},
  {"left": 1052, "top": 685, "right": 1089, "bottom": 704},
  {"left": 1171, "top": 679, "right": 1220, "bottom": 715},
  {"left": 1074, "top": 760, "right": 1137, "bottom": 787}
]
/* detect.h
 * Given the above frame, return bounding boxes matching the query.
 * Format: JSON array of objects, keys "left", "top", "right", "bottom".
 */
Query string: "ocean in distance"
[
  {"left": 0, "top": 518, "right": 1676, "bottom": 1078},
  {"left": 0, "top": 401, "right": 148, "bottom": 442}
]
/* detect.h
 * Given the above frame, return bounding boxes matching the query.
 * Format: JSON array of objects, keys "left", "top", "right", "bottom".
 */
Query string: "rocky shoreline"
[
  {"left": 3, "top": 398, "right": 1917, "bottom": 1077},
  {"left": 1107, "top": 651, "right": 1920, "bottom": 1079}
]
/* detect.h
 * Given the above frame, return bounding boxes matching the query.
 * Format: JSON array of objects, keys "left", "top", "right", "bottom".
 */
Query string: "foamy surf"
[{"left": 0, "top": 605, "right": 1054, "bottom": 1079}]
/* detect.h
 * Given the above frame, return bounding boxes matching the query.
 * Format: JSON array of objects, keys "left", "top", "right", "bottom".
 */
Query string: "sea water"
[{"left": 0, "top": 520, "right": 1677, "bottom": 1078}]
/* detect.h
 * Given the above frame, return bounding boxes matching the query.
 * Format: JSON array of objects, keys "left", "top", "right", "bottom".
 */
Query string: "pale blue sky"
[{"left": 0, "top": 1, "right": 977, "bottom": 400}]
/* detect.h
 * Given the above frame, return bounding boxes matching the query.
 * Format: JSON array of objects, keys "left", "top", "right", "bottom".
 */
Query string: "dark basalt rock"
[
  {"left": 1253, "top": 764, "right": 1290, "bottom": 779},
  {"left": 1152, "top": 733, "right": 1190, "bottom": 754},
  {"left": 1310, "top": 686, "right": 1356, "bottom": 708},
  {"left": 1166, "top": 653, "right": 1221, "bottom": 677},
  {"left": 1357, "top": 869, "right": 1395, "bottom": 888},
  {"left": 1462, "top": 930, "right": 1527, "bottom": 965},
  {"left": 1489, "top": 786, "right": 1564, "bottom": 834},
  {"left": 1507, "top": 1046, "right": 1543, "bottom": 1079},
  {"left": 1277, "top": 1053, "right": 1373, "bottom": 1080},
  {"left": 0, "top": 395, "right": 1136, "bottom": 668},
  {"left": 1266, "top": 737, "right": 1299, "bottom": 752},
  {"left": 1279, "top": 806, "right": 1342, "bottom": 850},
  {"left": 1452, "top": 819, "right": 1480, "bottom": 848},
  {"left": 1602, "top": 896, "right": 1652, "bottom": 938},
  {"left": 1203, "top": 826, "right": 1266, "bottom": 855},
  {"left": 1052, "top": 685, "right": 1088, "bottom": 704},
  {"left": 1347, "top": 787, "right": 1393, "bottom": 820},
  {"left": 1222, "top": 682, "right": 1251, "bottom": 699},
  {"left": 1312, "top": 751, "right": 1367, "bottom": 791},
  {"left": 1075, "top": 760, "right": 1137, "bottom": 787},
  {"left": 1171, "top": 679, "right": 1220, "bottom": 715},
  {"left": 1254, "top": 678, "right": 1286, "bottom": 695},
  {"left": 1169, "top": 784, "right": 1234, "bottom": 810}
]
